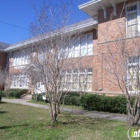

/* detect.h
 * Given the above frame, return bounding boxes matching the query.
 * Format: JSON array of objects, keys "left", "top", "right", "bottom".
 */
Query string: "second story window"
[
  {"left": 68, "top": 33, "right": 93, "bottom": 58},
  {"left": 126, "top": 4, "right": 139, "bottom": 37},
  {"left": 13, "top": 49, "right": 30, "bottom": 66}
]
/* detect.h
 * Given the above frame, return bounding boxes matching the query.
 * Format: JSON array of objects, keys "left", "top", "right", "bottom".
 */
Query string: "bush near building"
[
  {"left": 0, "top": 89, "right": 27, "bottom": 98},
  {"left": 0, "top": 93, "right": 2, "bottom": 102},
  {"left": 31, "top": 92, "right": 134, "bottom": 114},
  {"left": 80, "top": 94, "right": 128, "bottom": 114},
  {"left": 61, "top": 92, "right": 81, "bottom": 106},
  {"left": 32, "top": 93, "right": 48, "bottom": 102},
  {"left": 32, "top": 92, "right": 81, "bottom": 106}
]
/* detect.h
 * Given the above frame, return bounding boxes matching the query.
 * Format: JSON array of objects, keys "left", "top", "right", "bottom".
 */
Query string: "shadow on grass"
[
  {"left": 0, "top": 111, "right": 8, "bottom": 114},
  {"left": 60, "top": 114, "right": 113, "bottom": 126},
  {"left": 0, "top": 124, "right": 29, "bottom": 129},
  {"left": 0, "top": 102, "right": 7, "bottom": 104}
]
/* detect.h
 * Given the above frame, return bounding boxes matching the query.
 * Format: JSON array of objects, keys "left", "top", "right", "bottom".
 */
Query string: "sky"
[{"left": 0, "top": 0, "right": 90, "bottom": 45}]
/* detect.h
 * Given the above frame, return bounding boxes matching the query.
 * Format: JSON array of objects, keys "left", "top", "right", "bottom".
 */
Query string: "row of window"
[
  {"left": 11, "top": 68, "right": 93, "bottom": 92},
  {"left": 13, "top": 49, "right": 30, "bottom": 66},
  {"left": 11, "top": 74, "right": 28, "bottom": 88},
  {"left": 68, "top": 33, "right": 93, "bottom": 58},
  {"left": 60, "top": 68, "right": 92, "bottom": 91},
  {"left": 12, "top": 33, "right": 93, "bottom": 66}
]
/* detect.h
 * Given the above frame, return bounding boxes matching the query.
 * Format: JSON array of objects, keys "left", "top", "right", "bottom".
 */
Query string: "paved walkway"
[{"left": 2, "top": 98, "right": 127, "bottom": 122}]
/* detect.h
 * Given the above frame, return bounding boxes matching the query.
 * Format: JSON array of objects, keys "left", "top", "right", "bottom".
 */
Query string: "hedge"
[
  {"left": 0, "top": 89, "right": 28, "bottom": 98},
  {"left": 0, "top": 94, "right": 2, "bottom": 102},
  {"left": 32, "top": 91, "right": 81, "bottom": 106},
  {"left": 80, "top": 94, "right": 127, "bottom": 114},
  {"left": 61, "top": 91, "right": 81, "bottom": 106},
  {"left": 32, "top": 93, "right": 48, "bottom": 102}
]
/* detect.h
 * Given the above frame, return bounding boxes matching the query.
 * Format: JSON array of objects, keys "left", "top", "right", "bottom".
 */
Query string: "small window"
[
  {"left": 127, "top": 56, "right": 140, "bottom": 92},
  {"left": 126, "top": 4, "right": 138, "bottom": 37},
  {"left": 127, "top": 5, "right": 137, "bottom": 12}
]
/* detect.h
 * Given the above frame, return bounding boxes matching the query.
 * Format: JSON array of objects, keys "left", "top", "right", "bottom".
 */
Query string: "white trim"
[
  {"left": 68, "top": 33, "right": 93, "bottom": 58},
  {"left": 126, "top": 2, "right": 140, "bottom": 37},
  {"left": 11, "top": 73, "right": 28, "bottom": 89},
  {"left": 10, "top": 87, "right": 28, "bottom": 89},
  {"left": 60, "top": 68, "right": 92, "bottom": 92},
  {"left": 99, "top": 3, "right": 107, "bottom": 19},
  {"left": 5, "top": 19, "right": 97, "bottom": 52},
  {"left": 110, "top": 0, "right": 116, "bottom": 16},
  {"left": 127, "top": 56, "right": 140, "bottom": 93},
  {"left": 78, "top": 0, "right": 101, "bottom": 9}
]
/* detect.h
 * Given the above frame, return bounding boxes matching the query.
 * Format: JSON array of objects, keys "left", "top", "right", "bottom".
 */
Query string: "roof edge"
[
  {"left": 78, "top": 0, "right": 101, "bottom": 9},
  {"left": 5, "top": 18, "right": 98, "bottom": 52}
]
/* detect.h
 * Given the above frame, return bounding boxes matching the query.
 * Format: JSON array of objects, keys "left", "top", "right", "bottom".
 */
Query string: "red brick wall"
[
  {"left": 0, "top": 52, "right": 7, "bottom": 90},
  {"left": 95, "top": 0, "right": 140, "bottom": 94},
  {"left": 0, "top": 52, "right": 7, "bottom": 68}
]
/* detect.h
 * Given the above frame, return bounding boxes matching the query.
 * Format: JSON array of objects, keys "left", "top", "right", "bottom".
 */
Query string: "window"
[
  {"left": 11, "top": 74, "right": 28, "bottom": 88},
  {"left": 13, "top": 49, "right": 30, "bottom": 67},
  {"left": 38, "top": 46, "right": 47, "bottom": 62},
  {"left": 127, "top": 56, "right": 140, "bottom": 92},
  {"left": 126, "top": 3, "right": 140, "bottom": 37},
  {"left": 60, "top": 68, "right": 92, "bottom": 91},
  {"left": 68, "top": 33, "right": 93, "bottom": 58}
]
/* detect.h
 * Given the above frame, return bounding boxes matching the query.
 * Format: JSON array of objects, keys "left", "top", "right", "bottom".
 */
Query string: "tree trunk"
[
  {"left": 127, "top": 103, "right": 140, "bottom": 126},
  {"left": 57, "top": 102, "right": 61, "bottom": 114},
  {"left": 49, "top": 102, "right": 58, "bottom": 123}
]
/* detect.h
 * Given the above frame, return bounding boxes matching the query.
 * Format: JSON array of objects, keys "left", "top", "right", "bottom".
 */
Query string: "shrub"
[
  {"left": 62, "top": 91, "right": 80, "bottom": 97},
  {"left": 61, "top": 92, "right": 81, "bottom": 106},
  {"left": 0, "top": 91, "right": 5, "bottom": 97},
  {"left": 32, "top": 93, "right": 48, "bottom": 102},
  {"left": 64, "top": 95, "right": 80, "bottom": 106},
  {"left": 0, "top": 96, "right": 1, "bottom": 102},
  {"left": 32, "top": 92, "right": 80, "bottom": 105},
  {"left": 80, "top": 94, "right": 127, "bottom": 114},
  {"left": 1, "top": 89, "right": 27, "bottom": 98}
]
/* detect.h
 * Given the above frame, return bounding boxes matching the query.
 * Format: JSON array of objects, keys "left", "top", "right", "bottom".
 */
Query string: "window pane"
[
  {"left": 127, "top": 12, "right": 137, "bottom": 25},
  {"left": 79, "top": 75, "right": 84, "bottom": 82},
  {"left": 127, "top": 10, "right": 137, "bottom": 37},
  {"left": 87, "top": 74, "right": 92, "bottom": 82},
  {"left": 127, "top": 56, "right": 140, "bottom": 92},
  {"left": 74, "top": 39, "right": 80, "bottom": 57},
  {"left": 80, "top": 35, "right": 87, "bottom": 56},
  {"left": 67, "top": 75, "right": 71, "bottom": 82},
  {"left": 73, "top": 75, "right": 78, "bottom": 82},
  {"left": 127, "top": 5, "right": 137, "bottom": 12},
  {"left": 86, "top": 82, "right": 92, "bottom": 91},
  {"left": 72, "top": 82, "right": 78, "bottom": 90}
]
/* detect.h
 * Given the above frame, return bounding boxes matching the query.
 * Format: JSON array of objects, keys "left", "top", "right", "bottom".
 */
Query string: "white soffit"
[{"left": 79, "top": 0, "right": 126, "bottom": 17}]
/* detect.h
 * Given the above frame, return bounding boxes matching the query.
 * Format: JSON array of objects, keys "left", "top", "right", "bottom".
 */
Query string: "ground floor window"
[
  {"left": 127, "top": 56, "right": 140, "bottom": 92},
  {"left": 11, "top": 74, "right": 28, "bottom": 88},
  {"left": 60, "top": 68, "right": 92, "bottom": 91}
]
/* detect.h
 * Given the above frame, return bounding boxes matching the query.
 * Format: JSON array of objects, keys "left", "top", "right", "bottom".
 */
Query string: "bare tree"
[{"left": 26, "top": 1, "right": 83, "bottom": 123}]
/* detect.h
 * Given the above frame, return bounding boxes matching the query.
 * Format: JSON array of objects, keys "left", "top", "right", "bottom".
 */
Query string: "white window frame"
[
  {"left": 12, "top": 49, "right": 30, "bottom": 67},
  {"left": 127, "top": 56, "right": 140, "bottom": 93},
  {"left": 67, "top": 33, "right": 93, "bottom": 58},
  {"left": 60, "top": 68, "right": 92, "bottom": 92},
  {"left": 126, "top": 2, "right": 140, "bottom": 37},
  {"left": 11, "top": 74, "right": 28, "bottom": 89}
]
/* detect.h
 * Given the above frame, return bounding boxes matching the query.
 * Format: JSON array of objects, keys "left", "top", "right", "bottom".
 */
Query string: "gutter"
[
  {"left": 78, "top": 0, "right": 101, "bottom": 9},
  {"left": 5, "top": 19, "right": 98, "bottom": 52}
]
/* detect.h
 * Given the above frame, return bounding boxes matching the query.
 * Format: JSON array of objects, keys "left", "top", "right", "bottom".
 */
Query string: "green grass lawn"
[
  {"left": 0, "top": 101, "right": 137, "bottom": 140},
  {"left": 27, "top": 100, "right": 83, "bottom": 110}
]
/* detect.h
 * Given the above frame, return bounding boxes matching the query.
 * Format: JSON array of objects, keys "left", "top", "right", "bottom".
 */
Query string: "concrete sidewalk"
[{"left": 2, "top": 98, "right": 127, "bottom": 122}]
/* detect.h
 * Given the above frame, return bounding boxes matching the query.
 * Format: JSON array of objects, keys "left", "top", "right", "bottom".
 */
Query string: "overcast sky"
[{"left": 0, "top": 0, "right": 90, "bottom": 44}]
